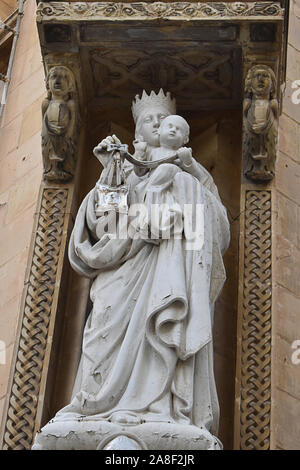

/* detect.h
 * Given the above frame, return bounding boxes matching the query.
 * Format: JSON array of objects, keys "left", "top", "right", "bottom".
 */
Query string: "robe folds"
[{"left": 57, "top": 162, "right": 230, "bottom": 436}]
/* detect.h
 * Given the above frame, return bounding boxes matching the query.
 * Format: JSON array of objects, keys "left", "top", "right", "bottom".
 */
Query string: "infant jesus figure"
[
  {"left": 130, "top": 115, "right": 199, "bottom": 241},
  {"left": 132, "top": 114, "right": 193, "bottom": 175}
]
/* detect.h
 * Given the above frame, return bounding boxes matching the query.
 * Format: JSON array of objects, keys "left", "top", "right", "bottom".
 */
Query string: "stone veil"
[{"left": 32, "top": 90, "right": 230, "bottom": 451}]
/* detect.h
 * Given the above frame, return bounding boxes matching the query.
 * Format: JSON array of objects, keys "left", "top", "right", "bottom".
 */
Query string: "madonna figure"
[{"left": 33, "top": 90, "right": 230, "bottom": 451}]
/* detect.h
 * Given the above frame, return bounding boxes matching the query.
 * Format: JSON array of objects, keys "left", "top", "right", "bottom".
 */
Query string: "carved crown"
[{"left": 132, "top": 89, "right": 176, "bottom": 123}]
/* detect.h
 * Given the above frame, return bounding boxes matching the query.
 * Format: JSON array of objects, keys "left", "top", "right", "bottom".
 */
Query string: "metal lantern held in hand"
[
  {"left": 94, "top": 141, "right": 189, "bottom": 214},
  {"left": 95, "top": 143, "right": 129, "bottom": 215}
]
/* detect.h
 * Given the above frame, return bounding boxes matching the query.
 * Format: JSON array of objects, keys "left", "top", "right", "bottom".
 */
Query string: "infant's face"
[{"left": 159, "top": 116, "right": 188, "bottom": 150}]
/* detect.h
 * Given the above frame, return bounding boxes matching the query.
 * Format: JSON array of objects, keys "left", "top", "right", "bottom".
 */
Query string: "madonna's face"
[{"left": 136, "top": 109, "right": 169, "bottom": 146}]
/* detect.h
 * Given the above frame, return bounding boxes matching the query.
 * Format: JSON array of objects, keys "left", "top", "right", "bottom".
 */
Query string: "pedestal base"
[{"left": 32, "top": 415, "right": 222, "bottom": 450}]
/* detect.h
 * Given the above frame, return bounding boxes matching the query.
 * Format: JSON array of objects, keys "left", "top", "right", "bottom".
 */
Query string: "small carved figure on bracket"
[
  {"left": 42, "top": 66, "right": 78, "bottom": 183},
  {"left": 243, "top": 64, "right": 278, "bottom": 182}
]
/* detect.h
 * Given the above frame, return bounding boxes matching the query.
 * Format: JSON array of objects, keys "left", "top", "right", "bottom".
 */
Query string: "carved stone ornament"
[
  {"left": 243, "top": 65, "right": 278, "bottom": 182},
  {"left": 1, "top": 189, "right": 69, "bottom": 450},
  {"left": 36, "top": 2, "right": 284, "bottom": 21},
  {"left": 42, "top": 66, "right": 79, "bottom": 183},
  {"left": 237, "top": 189, "right": 272, "bottom": 449}
]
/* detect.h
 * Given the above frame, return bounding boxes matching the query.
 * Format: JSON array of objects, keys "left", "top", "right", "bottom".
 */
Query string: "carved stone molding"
[
  {"left": 36, "top": 2, "right": 284, "bottom": 22},
  {"left": 235, "top": 189, "right": 272, "bottom": 450},
  {"left": 1, "top": 188, "right": 70, "bottom": 450}
]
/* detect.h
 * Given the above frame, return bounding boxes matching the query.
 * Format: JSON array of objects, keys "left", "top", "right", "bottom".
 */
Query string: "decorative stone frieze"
[{"left": 36, "top": 2, "right": 284, "bottom": 21}]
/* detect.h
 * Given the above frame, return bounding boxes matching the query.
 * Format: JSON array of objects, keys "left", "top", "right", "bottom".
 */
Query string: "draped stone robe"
[{"left": 57, "top": 160, "right": 230, "bottom": 438}]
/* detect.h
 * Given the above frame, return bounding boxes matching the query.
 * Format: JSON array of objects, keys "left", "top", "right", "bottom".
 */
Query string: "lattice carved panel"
[
  {"left": 1, "top": 188, "right": 69, "bottom": 450},
  {"left": 237, "top": 189, "right": 272, "bottom": 450}
]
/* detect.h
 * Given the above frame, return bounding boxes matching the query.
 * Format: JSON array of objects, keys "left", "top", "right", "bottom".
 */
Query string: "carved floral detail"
[{"left": 36, "top": 2, "right": 284, "bottom": 21}]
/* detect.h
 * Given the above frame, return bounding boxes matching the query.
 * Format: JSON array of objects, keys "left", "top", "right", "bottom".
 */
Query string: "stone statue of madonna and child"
[{"left": 32, "top": 90, "right": 230, "bottom": 451}]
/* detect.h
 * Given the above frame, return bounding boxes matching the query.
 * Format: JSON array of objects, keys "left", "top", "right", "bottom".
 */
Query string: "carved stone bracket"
[
  {"left": 234, "top": 34, "right": 280, "bottom": 449},
  {"left": 235, "top": 189, "right": 272, "bottom": 449},
  {"left": 42, "top": 66, "right": 80, "bottom": 183},
  {"left": 0, "top": 187, "right": 72, "bottom": 450},
  {"left": 243, "top": 65, "right": 279, "bottom": 182}
]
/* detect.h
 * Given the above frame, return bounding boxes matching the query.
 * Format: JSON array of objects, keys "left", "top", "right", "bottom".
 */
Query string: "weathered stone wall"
[
  {"left": 0, "top": 0, "right": 44, "bottom": 420},
  {"left": 272, "top": 0, "right": 300, "bottom": 450},
  {"left": 0, "top": 0, "right": 17, "bottom": 21}
]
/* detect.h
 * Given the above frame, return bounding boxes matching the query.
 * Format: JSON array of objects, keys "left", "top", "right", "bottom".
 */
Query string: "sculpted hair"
[
  {"left": 245, "top": 65, "right": 277, "bottom": 100},
  {"left": 46, "top": 66, "right": 76, "bottom": 100}
]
